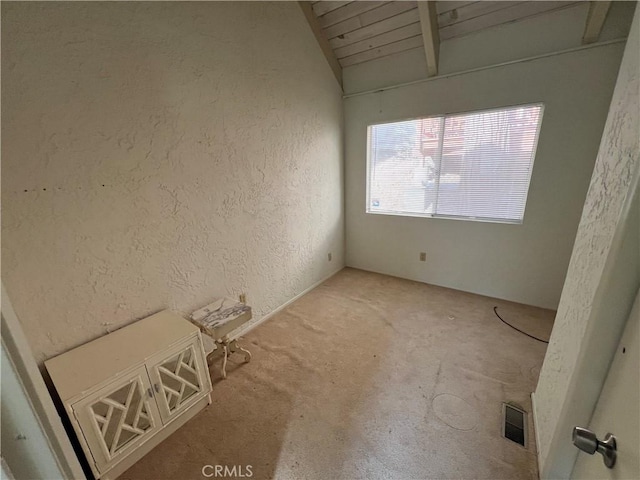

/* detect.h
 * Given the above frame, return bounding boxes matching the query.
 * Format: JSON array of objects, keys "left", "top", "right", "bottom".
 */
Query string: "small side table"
[{"left": 189, "top": 298, "right": 253, "bottom": 379}]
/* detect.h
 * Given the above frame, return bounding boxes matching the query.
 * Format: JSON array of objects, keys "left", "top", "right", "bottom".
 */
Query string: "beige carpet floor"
[{"left": 121, "top": 268, "right": 554, "bottom": 480}]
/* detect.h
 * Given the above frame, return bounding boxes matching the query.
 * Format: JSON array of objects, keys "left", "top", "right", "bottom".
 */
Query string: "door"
[
  {"left": 72, "top": 366, "right": 162, "bottom": 474},
  {"left": 571, "top": 289, "right": 640, "bottom": 478},
  {"left": 146, "top": 336, "right": 210, "bottom": 424}
]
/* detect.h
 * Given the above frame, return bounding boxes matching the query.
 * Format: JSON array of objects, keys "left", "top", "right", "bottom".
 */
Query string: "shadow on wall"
[{"left": 1, "top": 0, "right": 343, "bottom": 371}]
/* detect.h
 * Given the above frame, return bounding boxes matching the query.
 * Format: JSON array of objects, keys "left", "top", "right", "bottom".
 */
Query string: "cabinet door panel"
[
  {"left": 147, "top": 336, "right": 210, "bottom": 423},
  {"left": 72, "top": 366, "right": 161, "bottom": 473}
]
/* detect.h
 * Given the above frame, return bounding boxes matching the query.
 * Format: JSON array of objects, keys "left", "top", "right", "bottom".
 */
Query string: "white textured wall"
[
  {"left": 1, "top": 2, "right": 344, "bottom": 364},
  {"left": 534, "top": 8, "right": 640, "bottom": 478},
  {"left": 344, "top": 43, "right": 623, "bottom": 310}
]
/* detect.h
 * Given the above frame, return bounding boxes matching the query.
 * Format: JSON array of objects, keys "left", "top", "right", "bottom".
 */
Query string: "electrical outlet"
[
  {"left": 420, "top": 252, "right": 427, "bottom": 262},
  {"left": 239, "top": 293, "right": 246, "bottom": 304},
  {"left": 328, "top": 252, "right": 332, "bottom": 262}
]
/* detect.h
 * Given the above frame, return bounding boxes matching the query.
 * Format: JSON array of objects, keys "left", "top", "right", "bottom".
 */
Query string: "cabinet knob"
[
  {"left": 154, "top": 383, "right": 160, "bottom": 393},
  {"left": 147, "top": 387, "right": 153, "bottom": 398}
]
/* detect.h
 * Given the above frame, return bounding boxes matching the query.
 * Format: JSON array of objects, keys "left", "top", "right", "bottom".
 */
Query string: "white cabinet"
[
  {"left": 46, "top": 311, "right": 212, "bottom": 480},
  {"left": 147, "top": 338, "right": 208, "bottom": 423},
  {"left": 72, "top": 366, "right": 162, "bottom": 472}
]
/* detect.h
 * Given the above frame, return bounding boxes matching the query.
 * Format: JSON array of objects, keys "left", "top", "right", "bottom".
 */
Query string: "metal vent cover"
[{"left": 502, "top": 403, "right": 527, "bottom": 447}]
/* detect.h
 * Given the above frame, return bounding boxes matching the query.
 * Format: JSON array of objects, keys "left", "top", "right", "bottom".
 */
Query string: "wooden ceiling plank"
[
  {"left": 312, "top": 1, "right": 351, "bottom": 17},
  {"left": 582, "top": 1, "right": 612, "bottom": 44},
  {"left": 436, "top": 1, "right": 477, "bottom": 15},
  {"left": 417, "top": 1, "right": 440, "bottom": 77},
  {"left": 334, "top": 22, "right": 422, "bottom": 59},
  {"left": 324, "top": 1, "right": 417, "bottom": 39},
  {"left": 439, "top": 1, "right": 578, "bottom": 40},
  {"left": 299, "top": 1, "right": 343, "bottom": 88},
  {"left": 329, "top": 8, "right": 420, "bottom": 49},
  {"left": 438, "top": 1, "right": 523, "bottom": 28},
  {"left": 339, "top": 35, "right": 423, "bottom": 67},
  {"left": 320, "top": 1, "right": 387, "bottom": 28}
]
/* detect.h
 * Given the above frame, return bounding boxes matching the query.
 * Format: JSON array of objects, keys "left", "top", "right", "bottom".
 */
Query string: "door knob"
[{"left": 572, "top": 426, "right": 617, "bottom": 468}]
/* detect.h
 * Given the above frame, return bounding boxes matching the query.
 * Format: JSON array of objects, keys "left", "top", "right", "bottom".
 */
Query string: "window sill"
[{"left": 365, "top": 209, "right": 523, "bottom": 225}]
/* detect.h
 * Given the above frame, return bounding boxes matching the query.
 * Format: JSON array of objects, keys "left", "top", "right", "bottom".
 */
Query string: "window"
[{"left": 366, "top": 104, "right": 544, "bottom": 223}]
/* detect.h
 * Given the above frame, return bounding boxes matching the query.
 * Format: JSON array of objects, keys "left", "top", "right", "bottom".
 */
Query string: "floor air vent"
[{"left": 502, "top": 403, "right": 527, "bottom": 447}]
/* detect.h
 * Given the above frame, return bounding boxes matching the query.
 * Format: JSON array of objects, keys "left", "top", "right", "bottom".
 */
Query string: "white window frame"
[{"left": 365, "top": 103, "right": 544, "bottom": 224}]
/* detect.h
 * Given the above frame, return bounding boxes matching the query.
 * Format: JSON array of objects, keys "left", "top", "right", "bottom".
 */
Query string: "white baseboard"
[
  {"left": 231, "top": 266, "right": 344, "bottom": 340},
  {"left": 531, "top": 391, "right": 543, "bottom": 479}
]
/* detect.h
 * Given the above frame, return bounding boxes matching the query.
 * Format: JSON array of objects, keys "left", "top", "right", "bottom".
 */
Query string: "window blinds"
[{"left": 367, "top": 104, "right": 544, "bottom": 223}]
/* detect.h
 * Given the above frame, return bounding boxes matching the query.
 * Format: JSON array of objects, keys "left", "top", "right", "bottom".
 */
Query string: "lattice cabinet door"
[
  {"left": 71, "top": 366, "right": 162, "bottom": 474},
  {"left": 146, "top": 336, "right": 210, "bottom": 423}
]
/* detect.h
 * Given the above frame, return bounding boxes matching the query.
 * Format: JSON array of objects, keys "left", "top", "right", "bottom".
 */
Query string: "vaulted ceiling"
[{"left": 299, "top": 1, "right": 614, "bottom": 88}]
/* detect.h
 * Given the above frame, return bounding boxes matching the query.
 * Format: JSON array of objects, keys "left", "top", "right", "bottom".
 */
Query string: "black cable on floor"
[{"left": 493, "top": 306, "right": 549, "bottom": 344}]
